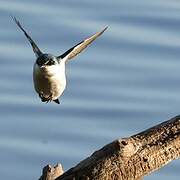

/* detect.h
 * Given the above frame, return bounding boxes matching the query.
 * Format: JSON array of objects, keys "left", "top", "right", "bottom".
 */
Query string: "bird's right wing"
[
  {"left": 12, "top": 16, "right": 43, "bottom": 57},
  {"left": 58, "top": 26, "right": 108, "bottom": 62}
]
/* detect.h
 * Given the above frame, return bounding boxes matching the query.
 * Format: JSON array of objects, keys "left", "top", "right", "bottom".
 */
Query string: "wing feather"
[
  {"left": 58, "top": 26, "right": 108, "bottom": 61},
  {"left": 12, "top": 16, "right": 42, "bottom": 57}
]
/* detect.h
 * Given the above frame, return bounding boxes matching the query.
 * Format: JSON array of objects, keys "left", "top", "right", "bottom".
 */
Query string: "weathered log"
[
  {"left": 39, "top": 115, "right": 180, "bottom": 180},
  {"left": 39, "top": 164, "right": 64, "bottom": 180}
]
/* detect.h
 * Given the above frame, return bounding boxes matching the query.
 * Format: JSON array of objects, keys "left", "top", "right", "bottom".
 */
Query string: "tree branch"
[{"left": 39, "top": 115, "right": 180, "bottom": 180}]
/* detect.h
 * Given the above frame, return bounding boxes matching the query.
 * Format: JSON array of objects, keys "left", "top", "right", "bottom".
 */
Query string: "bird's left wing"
[
  {"left": 58, "top": 26, "right": 108, "bottom": 62},
  {"left": 12, "top": 16, "right": 43, "bottom": 57}
]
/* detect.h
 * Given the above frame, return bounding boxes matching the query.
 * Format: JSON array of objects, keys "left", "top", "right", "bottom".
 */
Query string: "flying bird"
[{"left": 13, "top": 17, "right": 107, "bottom": 104}]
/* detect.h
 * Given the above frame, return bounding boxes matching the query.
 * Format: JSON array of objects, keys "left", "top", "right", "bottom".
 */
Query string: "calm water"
[{"left": 0, "top": 0, "right": 179, "bottom": 179}]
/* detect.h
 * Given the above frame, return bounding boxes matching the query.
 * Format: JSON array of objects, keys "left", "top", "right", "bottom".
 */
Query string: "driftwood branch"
[{"left": 39, "top": 115, "right": 180, "bottom": 180}]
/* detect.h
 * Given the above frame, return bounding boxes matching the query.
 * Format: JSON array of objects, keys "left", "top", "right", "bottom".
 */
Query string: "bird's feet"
[{"left": 39, "top": 92, "right": 53, "bottom": 103}]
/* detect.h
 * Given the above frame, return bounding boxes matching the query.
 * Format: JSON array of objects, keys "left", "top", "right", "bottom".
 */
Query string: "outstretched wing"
[
  {"left": 12, "top": 16, "right": 42, "bottom": 57},
  {"left": 58, "top": 26, "right": 108, "bottom": 61}
]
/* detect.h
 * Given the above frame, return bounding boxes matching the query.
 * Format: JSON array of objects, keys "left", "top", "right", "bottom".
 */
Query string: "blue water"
[{"left": 0, "top": 0, "right": 179, "bottom": 179}]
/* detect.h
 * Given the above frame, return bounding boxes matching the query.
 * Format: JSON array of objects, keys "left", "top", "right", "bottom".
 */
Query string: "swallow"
[{"left": 13, "top": 17, "right": 107, "bottom": 104}]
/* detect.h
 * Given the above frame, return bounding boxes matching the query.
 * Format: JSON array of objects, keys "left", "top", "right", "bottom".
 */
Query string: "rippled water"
[{"left": 0, "top": 0, "right": 179, "bottom": 179}]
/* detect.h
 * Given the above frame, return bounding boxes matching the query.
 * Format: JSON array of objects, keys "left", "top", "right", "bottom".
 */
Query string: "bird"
[{"left": 13, "top": 17, "right": 108, "bottom": 104}]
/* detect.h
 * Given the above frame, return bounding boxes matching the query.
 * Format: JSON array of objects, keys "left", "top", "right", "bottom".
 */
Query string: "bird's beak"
[
  {"left": 39, "top": 64, "right": 46, "bottom": 68},
  {"left": 39, "top": 61, "right": 49, "bottom": 68}
]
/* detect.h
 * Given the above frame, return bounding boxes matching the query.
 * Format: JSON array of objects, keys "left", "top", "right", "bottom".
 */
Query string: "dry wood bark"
[{"left": 39, "top": 115, "right": 180, "bottom": 180}]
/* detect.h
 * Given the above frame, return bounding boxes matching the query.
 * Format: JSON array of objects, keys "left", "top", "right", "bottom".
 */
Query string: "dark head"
[{"left": 36, "top": 54, "right": 59, "bottom": 67}]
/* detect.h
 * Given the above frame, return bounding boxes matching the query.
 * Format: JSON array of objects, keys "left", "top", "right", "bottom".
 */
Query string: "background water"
[{"left": 0, "top": 0, "right": 179, "bottom": 179}]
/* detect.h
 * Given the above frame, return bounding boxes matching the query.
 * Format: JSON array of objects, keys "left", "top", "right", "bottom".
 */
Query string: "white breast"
[{"left": 33, "top": 62, "right": 66, "bottom": 100}]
